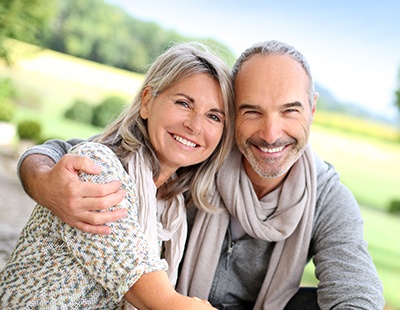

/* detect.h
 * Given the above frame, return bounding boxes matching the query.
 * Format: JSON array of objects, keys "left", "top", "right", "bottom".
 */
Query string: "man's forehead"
[{"left": 238, "top": 54, "right": 305, "bottom": 77}]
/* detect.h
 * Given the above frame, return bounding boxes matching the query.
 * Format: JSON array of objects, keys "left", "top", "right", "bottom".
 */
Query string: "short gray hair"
[{"left": 231, "top": 40, "right": 315, "bottom": 106}]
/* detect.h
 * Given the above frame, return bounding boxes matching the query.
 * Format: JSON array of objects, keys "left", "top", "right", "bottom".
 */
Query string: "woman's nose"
[{"left": 183, "top": 113, "right": 203, "bottom": 134}]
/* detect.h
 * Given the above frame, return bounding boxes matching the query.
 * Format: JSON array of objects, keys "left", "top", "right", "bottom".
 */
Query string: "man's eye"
[
  {"left": 284, "top": 108, "right": 299, "bottom": 113},
  {"left": 244, "top": 110, "right": 260, "bottom": 115}
]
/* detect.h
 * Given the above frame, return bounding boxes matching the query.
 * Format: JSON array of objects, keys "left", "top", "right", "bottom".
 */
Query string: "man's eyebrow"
[
  {"left": 282, "top": 101, "right": 304, "bottom": 109},
  {"left": 238, "top": 103, "right": 262, "bottom": 110}
]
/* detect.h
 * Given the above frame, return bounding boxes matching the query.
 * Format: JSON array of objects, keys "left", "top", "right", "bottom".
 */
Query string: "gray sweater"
[{"left": 17, "top": 139, "right": 385, "bottom": 309}]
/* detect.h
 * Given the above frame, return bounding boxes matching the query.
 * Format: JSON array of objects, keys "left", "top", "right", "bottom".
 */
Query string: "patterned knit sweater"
[{"left": 0, "top": 142, "right": 167, "bottom": 309}]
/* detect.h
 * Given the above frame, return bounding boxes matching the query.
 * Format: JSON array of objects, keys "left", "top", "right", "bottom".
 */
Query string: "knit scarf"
[
  {"left": 128, "top": 147, "right": 187, "bottom": 286},
  {"left": 177, "top": 144, "right": 316, "bottom": 309}
]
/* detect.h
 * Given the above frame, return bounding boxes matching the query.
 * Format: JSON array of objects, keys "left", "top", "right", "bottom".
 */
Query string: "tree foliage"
[
  {"left": 40, "top": 0, "right": 236, "bottom": 72},
  {"left": 395, "top": 89, "right": 400, "bottom": 114},
  {"left": 1, "top": 0, "right": 236, "bottom": 71},
  {"left": 0, "top": 0, "right": 58, "bottom": 63},
  {"left": 396, "top": 70, "right": 400, "bottom": 115}
]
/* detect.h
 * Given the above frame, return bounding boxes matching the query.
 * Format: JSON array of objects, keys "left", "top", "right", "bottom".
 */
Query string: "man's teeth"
[
  {"left": 259, "top": 146, "right": 284, "bottom": 153},
  {"left": 173, "top": 135, "right": 197, "bottom": 148}
]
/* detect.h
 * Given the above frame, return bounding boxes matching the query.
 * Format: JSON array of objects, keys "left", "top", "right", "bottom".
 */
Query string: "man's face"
[{"left": 234, "top": 54, "right": 317, "bottom": 181}]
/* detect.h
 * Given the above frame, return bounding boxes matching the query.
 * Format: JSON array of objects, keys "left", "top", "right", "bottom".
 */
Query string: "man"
[{"left": 17, "top": 40, "right": 384, "bottom": 309}]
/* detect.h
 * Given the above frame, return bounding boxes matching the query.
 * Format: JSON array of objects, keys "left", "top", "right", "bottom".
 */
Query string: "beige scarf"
[
  {"left": 128, "top": 147, "right": 187, "bottom": 286},
  {"left": 177, "top": 144, "right": 316, "bottom": 309}
]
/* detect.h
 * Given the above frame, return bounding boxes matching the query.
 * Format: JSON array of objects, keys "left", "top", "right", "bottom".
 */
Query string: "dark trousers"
[
  {"left": 216, "top": 287, "right": 320, "bottom": 309},
  {"left": 284, "top": 287, "right": 320, "bottom": 310}
]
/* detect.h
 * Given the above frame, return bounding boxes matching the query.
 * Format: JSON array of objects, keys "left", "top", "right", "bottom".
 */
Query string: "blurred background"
[{"left": 0, "top": 0, "right": 399, "bottom": 308}]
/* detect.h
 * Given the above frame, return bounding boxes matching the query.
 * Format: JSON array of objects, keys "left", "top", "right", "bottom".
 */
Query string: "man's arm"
[
  {"left": 311, "top": 162, "right": 384, "bottom": 309},
  {"left": 18, "top": 139, "right": 127, "bottom": 234}
]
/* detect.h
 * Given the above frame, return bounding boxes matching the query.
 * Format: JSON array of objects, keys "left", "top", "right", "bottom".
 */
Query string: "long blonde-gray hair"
[{"left": 95, "top": 42, "right": 235, "bottom": 212}]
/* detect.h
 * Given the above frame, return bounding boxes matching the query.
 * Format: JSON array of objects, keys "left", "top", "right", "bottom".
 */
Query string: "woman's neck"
[{"left": 154, "top": 169, "right": 175, "bottom": 188}]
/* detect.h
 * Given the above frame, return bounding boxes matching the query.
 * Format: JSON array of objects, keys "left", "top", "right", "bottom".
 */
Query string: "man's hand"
[{"left": 20, "top": 154, "right": 127, "bottom": 234}]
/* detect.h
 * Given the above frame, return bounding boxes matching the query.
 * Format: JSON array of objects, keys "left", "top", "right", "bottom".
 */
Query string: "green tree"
[
  {"left": 0, "top": 0, "right": 58, "bottom": 64},
  {"left": 40, "top": 0, "right": 236, "bottom": 73},
  {"left": 396, "top": 69, "right": 400, "bottom": 115}
]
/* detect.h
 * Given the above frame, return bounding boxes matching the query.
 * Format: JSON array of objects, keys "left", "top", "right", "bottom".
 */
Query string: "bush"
[
  {"left": 389, "top": 200, "right": 400, "bottom": 214},
  {"left": 91, "top": 96, "right": 126, "bottom": 128},
  {"left": 17, "top": 119, "right": 42, "bottom": 142},
  {"left": 0, "top": 99, "right": 16, "bottom": 122},
  {"left": 64, "top": 99, "right": 93, "bottom": 124}
]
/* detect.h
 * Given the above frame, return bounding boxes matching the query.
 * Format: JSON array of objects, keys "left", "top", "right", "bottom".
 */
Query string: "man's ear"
[
  {"left": 311, "top": 92, "right": 318, "bottom": 119},
  {"left": 140, "top": 86, "right": 152, "bottom": 119}
]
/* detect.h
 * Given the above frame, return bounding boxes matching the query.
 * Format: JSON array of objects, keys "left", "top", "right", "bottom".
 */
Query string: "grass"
[
  {"left": 2, "top": 41, "right": 400, "bottom": 309},
  {"left": 310, "top": 124, "right": 400, "bottom": 211},
  {"left": 1, "top": 40, "right": 143, "bottom": 141},
  {"left": 302, "top": 206, "right": 400, "bottom": 309},
  {"left": 362, "top": 208, "right": 400, "bottom": 308}
]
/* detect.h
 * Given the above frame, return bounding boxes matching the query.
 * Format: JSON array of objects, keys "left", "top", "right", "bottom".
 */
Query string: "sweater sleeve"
[
  {"left": 311, "top": 160, "right": 384, "bottom": 309},
  {"left": 16, "top": 137, "right": 85, "bottom": 183},
  {"left": 60, "top": 142, "right": 167, "bottom": 300}
]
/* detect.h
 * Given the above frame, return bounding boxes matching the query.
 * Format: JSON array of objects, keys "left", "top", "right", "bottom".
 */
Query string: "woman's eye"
[
  {"left": 176, "top": 100, "right": 190, "bottom": 108},
  {"left": 209, "top": 114, "right": 222, "bottom": 122}
]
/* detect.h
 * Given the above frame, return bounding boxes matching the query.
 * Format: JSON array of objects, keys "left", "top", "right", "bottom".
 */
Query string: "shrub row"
[
  {"left": 313, "top": 111, "right": 400, "bottom": 143},
  {"left": 17, "top": 120, "right": 42, "bottom": 142},
  {"left": 64, "top": 96, "right": 126, "bottom": 128},
  {"left": 389, "top": 200, "right": 400, "bottom": 215}
]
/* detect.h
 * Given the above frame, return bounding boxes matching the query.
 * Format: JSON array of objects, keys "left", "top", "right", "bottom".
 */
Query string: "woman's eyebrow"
[{"left": 176, "top": 92, "right": 225, "bottom": 115}]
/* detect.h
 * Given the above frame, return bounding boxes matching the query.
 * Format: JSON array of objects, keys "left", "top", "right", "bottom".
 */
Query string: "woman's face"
[{"left": 140, "top": 73, "right": 225, "bottom": 179}]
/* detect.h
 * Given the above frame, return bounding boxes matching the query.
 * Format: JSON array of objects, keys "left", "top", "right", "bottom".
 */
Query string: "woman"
[{"left": 0, "top": 42, "right": 235, "bottom": 309}]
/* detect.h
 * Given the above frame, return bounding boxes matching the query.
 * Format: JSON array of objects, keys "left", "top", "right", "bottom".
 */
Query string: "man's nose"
[{"left": 259, "top": 116, "right": 282, "bottom": 144}]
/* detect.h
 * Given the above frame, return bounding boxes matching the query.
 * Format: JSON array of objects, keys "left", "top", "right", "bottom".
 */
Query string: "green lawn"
[
  {"left": 302, "top": 206, "right": 400, "bottom": 309},
  {"left": 308, "top": 125, "right": 400, "bottom": 309},
  {"left": 1, "top": 42, "right": 142, "bottom": 141},
  {"left": 3, "top": 42, "right": 400, "bottom": 309},
  {"left": 310, "top": 124, "right": 400, "bottom": 211}
]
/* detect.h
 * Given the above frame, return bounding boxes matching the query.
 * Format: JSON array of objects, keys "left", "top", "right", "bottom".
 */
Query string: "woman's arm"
[{"left": 126, "top": 271, "right": 216, "bottom": 309}]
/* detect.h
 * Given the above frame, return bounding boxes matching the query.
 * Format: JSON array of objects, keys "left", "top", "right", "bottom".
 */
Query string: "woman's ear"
[{"left": 140, "top": 86, "right": 152, "bottom": 119}]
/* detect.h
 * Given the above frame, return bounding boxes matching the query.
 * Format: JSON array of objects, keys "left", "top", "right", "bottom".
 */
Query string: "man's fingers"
[
  {"left": 85, "top": 208, "right": 128, "bottom": 226},
  {"left": 74, "top": 222, "right": 112, "bottom": 235},
  {"left": 62, "top": 154, "right": 102, "bottom": 175},
  {"left": 71, "top": 208, "right": 129, "bottom": 234},
  {"left": 77, "top": 180, "right": 124, "bottom": 200},
  {"left": 78, "top": 186, "right": 126, "bottom": 211}
]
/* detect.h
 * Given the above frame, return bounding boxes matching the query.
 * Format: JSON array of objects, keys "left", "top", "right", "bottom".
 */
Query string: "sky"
[{"left": 106, "top": 0, "right": 400, "bottom": 121}]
